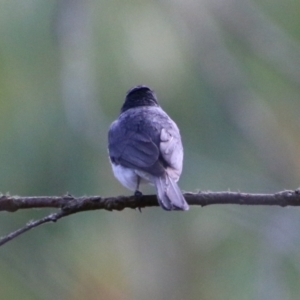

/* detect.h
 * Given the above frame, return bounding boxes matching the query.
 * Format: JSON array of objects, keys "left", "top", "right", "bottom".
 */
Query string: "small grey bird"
[{"left": 108, "top": 85, "right": 189, "bottom": 211}]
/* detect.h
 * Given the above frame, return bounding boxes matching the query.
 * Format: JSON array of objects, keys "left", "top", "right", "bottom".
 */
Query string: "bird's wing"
[
  {"left": 108, "top": 121, "right": 160, "bottom": 171},
  {"left": 159, "top": 123, "right": 183, "bottom": 180}
]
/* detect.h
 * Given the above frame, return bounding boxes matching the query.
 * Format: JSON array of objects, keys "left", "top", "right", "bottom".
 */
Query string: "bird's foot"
[
  {"left": 134, "top": 190, "right": 143, "bottom": 212},
  {"left": 134, "top": 190, "right": 143, "bottom": 197}
]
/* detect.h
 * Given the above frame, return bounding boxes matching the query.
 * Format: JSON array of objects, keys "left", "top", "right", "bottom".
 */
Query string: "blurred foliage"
[{"left": 0, "top": 0, "right": 300, "bottom": 299}]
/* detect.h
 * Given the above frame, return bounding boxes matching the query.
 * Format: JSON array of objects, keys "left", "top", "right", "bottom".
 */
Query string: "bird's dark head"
[{"left": 121, "top": 85, "right": 159, "bottom": 113}]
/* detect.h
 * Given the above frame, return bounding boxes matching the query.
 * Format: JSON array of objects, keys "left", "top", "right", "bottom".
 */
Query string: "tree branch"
[{"left": 1, "top": 189, "right": 300, "bottom": 247}]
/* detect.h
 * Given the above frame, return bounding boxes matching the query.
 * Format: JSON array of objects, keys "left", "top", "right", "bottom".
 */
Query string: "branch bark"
[{"left": 1, "top": 189, "right": 300, "bottom": 247}]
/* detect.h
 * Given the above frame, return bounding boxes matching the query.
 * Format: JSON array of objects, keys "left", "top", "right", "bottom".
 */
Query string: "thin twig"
[
  {"left": 1, "top": 189, "right": 300, "bottom": 247},
  {"left": 0, "top": 211, "right": 65, "bottom": 246}
]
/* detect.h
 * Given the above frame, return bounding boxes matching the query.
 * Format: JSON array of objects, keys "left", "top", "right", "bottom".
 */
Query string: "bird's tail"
[{"left": 154, "top": 174, "right": 189, "bottom": 211}]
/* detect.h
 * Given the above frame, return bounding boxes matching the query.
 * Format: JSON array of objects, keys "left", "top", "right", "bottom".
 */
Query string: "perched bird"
[{"left": 108, "top": 85, "right": 189, "bottom": 211}]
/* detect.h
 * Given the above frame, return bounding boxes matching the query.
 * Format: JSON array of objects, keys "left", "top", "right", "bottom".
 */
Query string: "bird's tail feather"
[{"left": 155, "top": 174, "right": 189, "bottom": 211}]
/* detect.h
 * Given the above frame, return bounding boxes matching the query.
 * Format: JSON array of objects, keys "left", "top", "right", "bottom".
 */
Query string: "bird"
[{"left": 108, "top": 85, "right": 189, "bottom": 211}]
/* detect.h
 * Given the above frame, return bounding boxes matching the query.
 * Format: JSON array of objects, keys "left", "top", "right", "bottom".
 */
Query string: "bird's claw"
[{"left": 134, "top": 190, "right": 143, "bottom": 197}]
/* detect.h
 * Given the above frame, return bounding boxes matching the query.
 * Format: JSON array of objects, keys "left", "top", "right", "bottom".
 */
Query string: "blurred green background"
[{"left": 1, "top": 0, "right": 300, "bottom": 299}]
